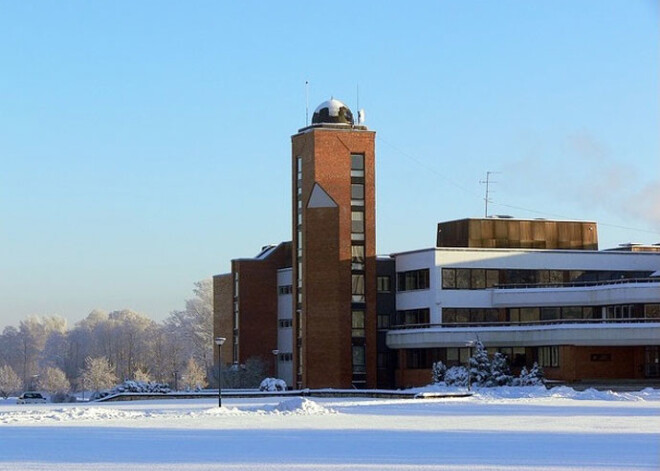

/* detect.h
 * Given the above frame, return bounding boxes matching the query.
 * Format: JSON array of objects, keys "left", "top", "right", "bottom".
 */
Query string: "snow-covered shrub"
[
  {"left": 469, "top": 339, "right": 492, "bottom": 387},
  {"left": 444, "top": 366, "right": 468, "bottom": 387},
  {"left": 488, "top": 352, "right": 513, "bottom": 387},
  {"left": 259, "top": 377, "right": 287, "bottom": 392},
  {"left": 90, "top": 380, "right": 172, "bottom": 400},
  {"left": 113, "top": 380, "right": 171, "bottom": 394},
  {"left": 431, "top": 361, "right": 447, "bottom": 384}
]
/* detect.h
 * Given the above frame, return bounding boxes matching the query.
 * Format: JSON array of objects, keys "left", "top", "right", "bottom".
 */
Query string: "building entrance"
[{"left": 645, "top": 347, "right": 660, "bottom": 377}]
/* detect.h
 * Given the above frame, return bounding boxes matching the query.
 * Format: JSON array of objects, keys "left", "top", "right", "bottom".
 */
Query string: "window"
[
  {"left": 351, "top": 245, "right": 365, "bottom": 270},
  {"left": 486, "top": 270, "right": 499, "bottom": 288},
  {"left": 471, "top": 269, "right": 485, "bottom": 289},
  {"left": 351, "top": 153, "right": 364, "bottom": 177},
  {"left": 397, "top": 269, "right": 430, "bottom": 291},
  {"left": 351, "top": 183, "right": 364, "bottom": 206},
  {"left": 395, "top": 308, "right": 430, "bottom": 326},
  {"left": 538, "top": 346, "right": 559, "bottom": 368},
  {"left": 377, "top": 313, "right": 391, "bottom": 329},
  {"left": 456, "top": 269, "right": 470, "bottom": 289},
  {"left": 541, "top": 307, "right": 560, "bottom": 321},
  {"left": 352, "top": 310, "right": 365, "bottom": 337},
  {"left": 377, "top": 276, "right": 391, "bottom": 292},
  {"left": 442, "top": 268, "right": 456, "bottom": 289},
  {"left": 406, "top": 349, "right": 429, "bottom": 369},
  {"left": 351, "top": 211, "right": 364, "bottom": 233},
  {"left": 352, "top": 345, "right": 366, "bottom": 373},
  {"left": 352, "top": 274, "right": 365, "bottom": 303},
  {"left": 645, "top": 304, "right": 660, "bottom": 319},
  {"left": 278, "top": 352, "right": 293, "bottom": 362},
  {"left": 520, "top": 308, "right": 540, "bottom": 322},
  {"left": 278, "top": 285, "right": 292, "bottom": 295},
  {"left": 561, "top": 306, "right": 582, "bottom": 320}
]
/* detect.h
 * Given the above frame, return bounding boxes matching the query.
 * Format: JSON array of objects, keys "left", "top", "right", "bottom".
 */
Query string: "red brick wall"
[
  {"left": 212, "top": 274, "right": 233, "bottom": 366},
  {"left": 292, "top": 127, "right": 377, "bottom": 388}
]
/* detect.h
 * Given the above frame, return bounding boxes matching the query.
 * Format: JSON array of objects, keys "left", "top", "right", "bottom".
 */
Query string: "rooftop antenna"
[
  {"left": 356, "top": 84, "right": 365, "bottom": 125},
  {"left": 305, "top": 80, "right": 310, "bottom": 126},
  {"left": 479, "top": 171, "right": 500, "bottom": 217}
]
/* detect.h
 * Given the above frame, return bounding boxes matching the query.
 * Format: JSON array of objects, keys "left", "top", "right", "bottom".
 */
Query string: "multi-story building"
[
  {"left": 388, "top": 218, "right": 660, "bottom": 387},
  {"left": 213, "top": 100, "right": 660, "bottom": 389}
]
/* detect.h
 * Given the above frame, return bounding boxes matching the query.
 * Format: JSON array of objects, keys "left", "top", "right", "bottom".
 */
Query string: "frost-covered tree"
[
  {"left": 18, "top": 315, "right": 67, "bottom": 385},
  {"left": 38, "top": 366, "right": 71, "bottom": 394},
  {"left": 133, "top": 367, "right": 152, "bottom": 383},
  {"left": 489, "top": 352, "right": 513, "bottom": 386},
  {"left": 182, "top": 357, "right": 207, "bottom": 390},
  {"left": 516, "top": 366, "right": 530, "bottom": 386},
  {"left": 469, "top": 340, "right": 492, "bottom": 386},
  {"left": 0, "top": 365, "right": 22, "bottom": 398},
  {"left": 165, "top": 280, "right": 214, "bottom": 376},
  {"left": 431, "top": 361, "right": 447, "bottom": 384},
  {"left": 526, "top": 362, "right": 545, "bottom": 386},
  {"left": 79, "top": 356, "right": 118, "bottom": 392},
  {"left": 444, "top": 366, "right": 469, "bottom": 386}
]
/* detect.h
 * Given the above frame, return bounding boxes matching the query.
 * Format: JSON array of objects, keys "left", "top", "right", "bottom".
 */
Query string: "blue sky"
[{"left": 1, "top": 1, "right": 658, "bottom": 328}]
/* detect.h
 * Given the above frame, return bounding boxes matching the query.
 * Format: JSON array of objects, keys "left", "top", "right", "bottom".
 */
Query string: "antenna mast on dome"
[{"left": 305, "top": 80, "right": 310, "bottom": 126}]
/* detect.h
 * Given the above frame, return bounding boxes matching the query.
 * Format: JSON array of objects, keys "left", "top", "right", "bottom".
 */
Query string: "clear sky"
[{"left": 1, "top": 1, "right": 658, "bottom": 329}]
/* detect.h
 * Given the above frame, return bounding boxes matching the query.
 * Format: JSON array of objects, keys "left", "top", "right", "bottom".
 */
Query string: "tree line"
[{"left": 0, "top": 280, "right": 214, "bottom": 398}]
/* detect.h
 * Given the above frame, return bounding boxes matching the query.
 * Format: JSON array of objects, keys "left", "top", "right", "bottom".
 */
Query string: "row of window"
[
  {"left": 441, "top": 268, "right": 652, "bottom": 290},
  {"left": 389, "top": 304, "right": 660, "bottom": 328},
  {"left": 394, "top": 308, "right": 430, "bottom": 326},
  {"left": 405, "top": 346, "right": 545, "bottom": 370},
  {"left": 397, "top": 269, "right": 430, "bottom": 291},
  {"left": 351, "top": 154, "right": 367, "bottom": 384}
]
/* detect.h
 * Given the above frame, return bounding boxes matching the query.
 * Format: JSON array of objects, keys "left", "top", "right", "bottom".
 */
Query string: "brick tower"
[{"left": 291, "top": 99, "right": 376, "bottom": 389}]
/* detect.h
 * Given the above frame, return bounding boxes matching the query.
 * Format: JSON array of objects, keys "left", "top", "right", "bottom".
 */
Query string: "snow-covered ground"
[{"left": 0, "top": 387, "right": 659, "bottom": 471}]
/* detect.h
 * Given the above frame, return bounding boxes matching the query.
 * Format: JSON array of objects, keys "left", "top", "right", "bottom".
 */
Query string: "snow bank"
[
  {"left": 262, "top": 397, "right": 336, "bottom": 415},
  {"left": 0, "top": 407, "right": 145, "bottom": 424}
]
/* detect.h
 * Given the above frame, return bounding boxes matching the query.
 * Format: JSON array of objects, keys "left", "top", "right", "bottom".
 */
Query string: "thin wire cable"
[{"left": 377, "top": 135, "right": 660, "bottom": 238}]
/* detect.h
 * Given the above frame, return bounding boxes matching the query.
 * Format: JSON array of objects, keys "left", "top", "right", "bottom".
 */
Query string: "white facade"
[{"left": 388, "top": 247, "right": 660, "bottom": 350}]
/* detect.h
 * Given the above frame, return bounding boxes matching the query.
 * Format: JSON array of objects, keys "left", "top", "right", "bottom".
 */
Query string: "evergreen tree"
[
  {"left": 517, "top": 366, "right": 530, "bottom": 386},
  {"left": 527, "top": 362, "right": 545, "bottom": 385},
  {"left": 431, "top": 361, "right": 447, "bottom": 384},
  {"left": 444, "top": 366, "right": 468, "bottom": 387},
  {"left": 468, "top": 339, "right": 491, "bottom": 386},
  {"left": 489, "top": 352, "right": 513, "bottom": 386}
]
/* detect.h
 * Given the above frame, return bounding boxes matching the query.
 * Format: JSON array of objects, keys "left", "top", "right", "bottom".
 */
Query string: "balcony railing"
[
  {"left": 493, "top": 277, "right": 659, "bottom": 290},
  {"left": 391, "top": 317, "right": 660, "bottom": 330}
]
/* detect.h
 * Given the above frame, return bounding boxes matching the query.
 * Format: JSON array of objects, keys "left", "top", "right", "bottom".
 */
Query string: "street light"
[
  {"left": 214, "top": 337, "right": 226, "bottom": 407},
  {"left": 272, "top": 349, "right": 279, "bottom": 379},
  {"left": 466, "top": 340, "right": 475, "bottom": 391}
]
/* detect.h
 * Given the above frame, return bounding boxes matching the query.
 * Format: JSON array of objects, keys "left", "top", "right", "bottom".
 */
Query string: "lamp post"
[
  {"left": 215, "top": 337, "right": 226, "bottom": 407},
  {"left": 466, "top": 340, "right": 475, "bottom": 391},
  {"left": 272, "top": 349, "right": 279, "bottom": 379}
]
